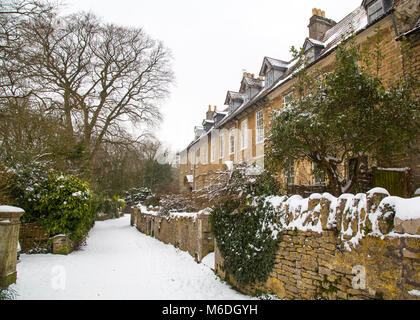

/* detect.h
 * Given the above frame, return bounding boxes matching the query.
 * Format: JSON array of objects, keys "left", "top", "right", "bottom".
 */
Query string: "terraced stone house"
[{"left": 179, "top": 0, "right": 420, "bottom": 197}]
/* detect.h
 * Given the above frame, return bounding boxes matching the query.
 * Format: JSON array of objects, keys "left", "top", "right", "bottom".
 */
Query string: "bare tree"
[
  {"left": 0, "top": 0, "right": 55, "bottom": 98},
  {"left": 19, "top": 11, "right": 174, "bottom": 161}
]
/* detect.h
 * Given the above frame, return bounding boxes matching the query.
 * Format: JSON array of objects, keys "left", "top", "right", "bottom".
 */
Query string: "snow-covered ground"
[{"left": 10, "top": 215, "right": 252, "bottom": 300}]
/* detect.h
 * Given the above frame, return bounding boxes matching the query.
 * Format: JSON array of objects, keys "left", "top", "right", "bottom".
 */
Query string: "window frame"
[
  {"left": 202, "top": 144, "right": 207, "bottom": 165},
  {"left": 305, "top": 47, "right": 315, "bottom": 64},
  {"left": 229, "top": 128, "right": 235, "bottom": 155},
  {"left": 241, "top": 119, "right": 248, "bottom": 150},
  {"left": 256, "top": 110, "right": 264, "bottom": 144},
  {"left": 265, "top": 69, "right": 274, "bottom": 88},
  {"left": 285, "top": 159, "right": 295, "bottom": 186},
  {"left": 312, "top": 162, "right": 326, "bottom": 185},
  {"left": 219, "top": 133, "right": 224, "bottom": 159},
  {"left": 367, "top": 0, "right": 384, "bottom": 23},
  {"left": 211, "top": 136, "right": 215, "bottom": 163}
]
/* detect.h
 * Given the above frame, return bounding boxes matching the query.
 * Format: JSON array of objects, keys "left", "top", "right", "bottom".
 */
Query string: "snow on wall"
[
  {"left": 131, "top": 206, "right": 214, "bottom": 263},
  {"left": 0, "top": 205, "right": 25, "bottom": 213},
  {"left": 267, "top": 188, "right": 420, "bottom": 251}
]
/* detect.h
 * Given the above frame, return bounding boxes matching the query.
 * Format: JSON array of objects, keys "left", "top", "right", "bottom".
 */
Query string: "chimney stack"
[
  {"left": 308, "top": 8, "right": 336, "bottom": 41},
  {"left": 243, "top": 72, "right": 256, "bottom": 79},
  {"left": 206, "top": 105, "right": 215, "bottom": 120}
]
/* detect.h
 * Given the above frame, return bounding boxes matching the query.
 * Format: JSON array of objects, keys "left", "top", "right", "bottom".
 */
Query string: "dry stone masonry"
[
  {"left": 131, "top": 207, "right": 214, "bottom": 263},
  {"left": 215, "top": 188, "right": 420, "bottom": 300}
]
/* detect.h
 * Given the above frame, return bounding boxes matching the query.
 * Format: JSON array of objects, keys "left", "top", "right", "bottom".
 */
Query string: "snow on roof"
[
  {"left": 266, "top": 57, "right": 289, "bottom": 69},
  {"left": 188, "top": 5, "right": 371, "bottom": 146},
  {"left": 224, "top": 91, "right": 246, "bottom": 105},
  {"left": 322, "top": 5, "right": 368, "bottom": 50},
  {"left": 307, "top": 38, "right": 326, "bottom": 47},
  {"left": 220, "top": 88, "right": 267, "bottom": 125},
  {"left": 259, "top": 56, "right": 289, "bottom": 76},
  {"left": 242, "top": 77, "right": 263, "bottom": 88}
]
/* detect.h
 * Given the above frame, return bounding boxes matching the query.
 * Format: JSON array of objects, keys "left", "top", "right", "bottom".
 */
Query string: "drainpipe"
[{"left": 391, "top": 9, "right": 399, "bottom": 38}]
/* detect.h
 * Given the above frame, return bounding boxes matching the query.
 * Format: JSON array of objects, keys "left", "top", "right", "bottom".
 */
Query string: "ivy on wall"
[{"left": 211, "top": 197, "right": 281, "bottom": 285}]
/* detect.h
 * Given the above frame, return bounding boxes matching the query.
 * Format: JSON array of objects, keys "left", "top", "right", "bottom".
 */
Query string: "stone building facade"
[{"left": 179, "top": 0, "right": 420, "bottom": 196}]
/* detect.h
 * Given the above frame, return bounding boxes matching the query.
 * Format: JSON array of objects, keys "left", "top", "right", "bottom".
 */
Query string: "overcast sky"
[{"left": 63, "top": 0, "right": 363, "bottom": 154}]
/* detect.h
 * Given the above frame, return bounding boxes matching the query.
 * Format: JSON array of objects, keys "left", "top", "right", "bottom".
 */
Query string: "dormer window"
[
  {"left": 302, "top": 39, "right": 324, "bottom": 65},
  {"left": 367, "top": 0, "right": 384, "bottom": 23},
  {"left": 305, "top": 47, "right": 315, "bottom": 64},
  {"left": 246, "top": 88, "right": 252, "bottom": 101},
  {"left": 259, "top": 57, "right": 288, "bottom": 89},
  {"left": 225, "top": 91, "right": 245, "bottom": 115},
  {"left": 265, "top": 70, "right": 274, "bottom": 88},
  {"left": 239, "top": 73, "right": 264, "bottom": 101}
]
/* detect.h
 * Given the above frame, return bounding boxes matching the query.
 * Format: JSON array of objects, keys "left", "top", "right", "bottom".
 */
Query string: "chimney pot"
[
  {"left": 214, "top": 106, "right": 217, "bottom": 111},
  {"left": 308, "top": 8, "right": 336, "bottom": 41}
]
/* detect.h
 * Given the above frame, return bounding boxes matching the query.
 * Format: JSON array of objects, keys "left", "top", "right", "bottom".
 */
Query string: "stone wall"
[
  {"left": 131, "top": 207, "right": 214, "bottom": 262},
  {"left": 287, "top": 184, "right": 328, "bottom": 198},
  {"left": 19, "top": 223, "right": 81, "bottom": 255},
  {"left": 19, "top": 222, "right": 50, "bottom": 253},
  {"left": 214, "top": 189, "right": 420, "bottom": 300}
]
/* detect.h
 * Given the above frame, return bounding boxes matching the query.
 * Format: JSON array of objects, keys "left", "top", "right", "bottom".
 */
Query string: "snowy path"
[{"left": 11, "top": 215, "right": 251, "bottom": 300}]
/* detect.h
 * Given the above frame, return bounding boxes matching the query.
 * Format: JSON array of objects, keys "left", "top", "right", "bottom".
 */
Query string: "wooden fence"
[{"left": 372, "top": 167, "right": 410, "bottom": 198}]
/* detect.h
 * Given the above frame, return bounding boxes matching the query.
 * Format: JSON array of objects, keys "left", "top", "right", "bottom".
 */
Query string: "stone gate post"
[{"left": 0, "top": 206, "right": 24, "bottom": 288}]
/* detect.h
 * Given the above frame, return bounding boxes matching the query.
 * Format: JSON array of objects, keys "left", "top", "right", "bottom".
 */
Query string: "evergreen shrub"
[
  {"left": 210, "top": 165, "right": 282, "bottom": 285},
  {"left": 21, "top": 171, "right": 96, "bottom": 242}
]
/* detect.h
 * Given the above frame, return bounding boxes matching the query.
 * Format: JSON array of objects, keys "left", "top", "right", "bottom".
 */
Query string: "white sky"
[{"left": 62, "top": 0, "right": 363, "bottom": 154}]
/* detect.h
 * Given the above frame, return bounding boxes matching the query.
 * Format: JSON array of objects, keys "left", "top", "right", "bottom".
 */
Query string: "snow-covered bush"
[
  {"left": 0, "top": 287, "right": 17, "bottom": 300},
  {"left": 159, "top": 194, "right": 198, "bottom": 216},
  {"left": 22, "top": 171, "right": 96, "bottom": 243},
  {"left": 197, "top": 162, "right": 281, "bottom": 205},
  {"left": 8, "top": 160, "right": 49, "bottom": 211},
  {"left": 125, "top": 187, "right": 154, "bottom": 205}
]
